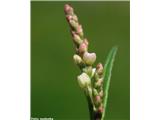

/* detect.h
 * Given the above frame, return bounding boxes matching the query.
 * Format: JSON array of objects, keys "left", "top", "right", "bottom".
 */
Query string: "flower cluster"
[{"left": 64, "top": 4, "right": 104, "bottom": 119}]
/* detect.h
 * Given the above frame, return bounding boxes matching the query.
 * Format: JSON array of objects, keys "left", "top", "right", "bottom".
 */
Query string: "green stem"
[
  {"left": 86, "top": 95, "right": 102, "bottom": 120},
  {"left": 86, "top": 95, "right": 94, "bottom": 120}
]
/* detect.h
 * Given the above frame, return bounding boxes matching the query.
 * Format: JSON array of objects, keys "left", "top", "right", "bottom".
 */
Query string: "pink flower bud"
[
  {"left": 96, "top": 63, "right": 103, "bottom": 75},
  {"left": 83, "top": 52, "right": 96, "bottom": 65},
  {"left": 66, "top": 15, "right": 72, "bottom": 21},
  {"left": 79, "top": 42, "right": 88, "bottom": 53},
  {"left": 64, "top": 4, "right": 73, "bottom": 15},
  {"left": 95, "top": 78, "right": 103, "bottom": 88},
  {"left": 98, "top": 106, "right": 104, "bottom": 113},
  {"left": 95, "top": 95, "right": 101, "bottom": 103}
]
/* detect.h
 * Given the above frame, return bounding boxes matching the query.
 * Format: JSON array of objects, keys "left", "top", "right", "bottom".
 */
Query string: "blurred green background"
[{"left": 31, "top": 1, "right": 130, "bottom": 120}]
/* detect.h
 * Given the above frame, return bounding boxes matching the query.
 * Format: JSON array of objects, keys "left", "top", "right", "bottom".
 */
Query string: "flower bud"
[
  {"left": 79, "top": 42, "right": 88, "bottom": 53},
  {"left": 66, "top": 15, "right": 72, "bottom": 21},
  {"left": 94, "top": 95, "right": 101, "bottom": 106},
  {"left": 96, "top": 63, "right": 103, "bottom": 75},
  {"left": 94, "top": 72, "right": 99, "bottom": 81},
  {"left": 76, "top": 25, "right": 83, "bottom": 37},
  {"left": 98, "top": 105, "right": 104, "bottom": 113},
  {"left": 93, "top": 88, "right": 98, "bottom": 96},
  {"left": 77, "top": 73, "right": 91, "bottom": 89},
  {"left": 73, "top": 54, "right": 82, "bottom": 65},
  {"left": 72, "top": 15, "right": 78, "bottom": 22},
  {"left": 91, "top": 68, "right": 96, "bottom": 78},
  {"left": 83, "top": 52, "right": 96, "bottom": 65},
  {"left": 82, "top": 66, "right": 92, "bottom": 76},
  {"left": 95, "top": 95, "right": 101, "bottom": 103},
  {"left": 72, "top": 32, "right": 82, "bottom": 45},
  {"left": 99, "top": 90, "right": 103, "bottom": 98},
  {"left": 64, "top": 4, "right": 73, "bottom": 15},
  {"left": 95, "top": 78, "right": 103, "bottom": 88},
  {"left": 69, "top": 20, "right": 78, "bottom": 29}
]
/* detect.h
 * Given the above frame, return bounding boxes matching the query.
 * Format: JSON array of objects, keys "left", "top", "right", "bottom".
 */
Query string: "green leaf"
[{"left": 101, "top": 46, "right": 118, "bottom": 120}]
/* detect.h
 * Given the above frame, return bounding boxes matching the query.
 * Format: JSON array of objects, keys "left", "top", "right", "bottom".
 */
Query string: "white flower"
[
  {"left": 83, "top": 52, "right": 96, "bottom": 65},
  {"left": 77, "top": 73, "right": 91, "bottom": 89}
]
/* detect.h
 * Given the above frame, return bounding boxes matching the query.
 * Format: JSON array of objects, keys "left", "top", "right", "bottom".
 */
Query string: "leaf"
[{"left": 101, "top": 46, "right": 118, "bottom": 120}]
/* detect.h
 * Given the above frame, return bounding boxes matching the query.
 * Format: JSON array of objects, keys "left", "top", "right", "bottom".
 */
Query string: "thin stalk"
[{"left": 86, "top": 95, "right": 94, "bottom": 120}]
